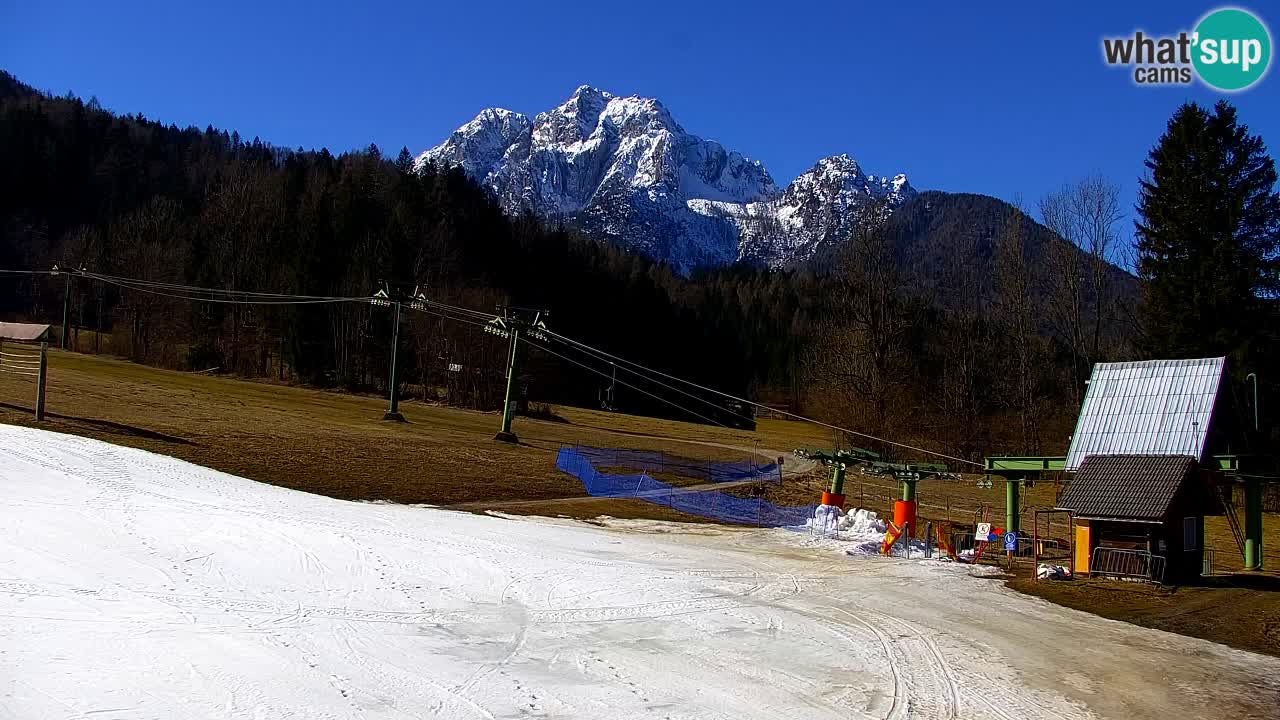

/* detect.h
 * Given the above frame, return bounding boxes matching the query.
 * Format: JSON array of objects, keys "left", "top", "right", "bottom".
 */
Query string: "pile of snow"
[
  {"left": 1037, "top": 563, "right": 1073, "bottom": 580},
  {"left": 807, "top": 505, "right": 886, "bottom": 538},
  {"left": 804, "top": 506, "right": 937, "bottom": 558}
]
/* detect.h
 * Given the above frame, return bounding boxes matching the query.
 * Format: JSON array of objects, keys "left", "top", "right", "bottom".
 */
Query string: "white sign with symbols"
[{"left": 975, "top": 522, "right": 992, "bottom": 542}]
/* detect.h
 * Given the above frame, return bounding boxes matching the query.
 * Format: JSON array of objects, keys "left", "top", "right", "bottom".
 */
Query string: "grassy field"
[
  {"left": 3, "top": 350, "right": 1273, "bottom": 562},
  {"left": 0, "top": 349, "right": 830, "bottom": 517},
  {"left": 1008, "top": 570, "right": 1280, "bottom": 657}
]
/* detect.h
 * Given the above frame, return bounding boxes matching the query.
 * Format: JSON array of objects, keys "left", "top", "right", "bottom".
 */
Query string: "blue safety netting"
[
  {"left": 570, "top": 446, "right": 780, "bottom": 482},
  {"left": 556, "top": 447, "right": 815, "bottom": 527}
]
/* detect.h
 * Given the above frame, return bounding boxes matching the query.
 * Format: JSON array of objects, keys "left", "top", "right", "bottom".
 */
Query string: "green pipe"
[
  {"left": 1006, "top": 479, "right": 1020, "bottom": 534},
  {"left": 1244, "top": 477, "right": 1263, "bottom": 570},
  {"left": 830, "top": 466, "right": 846, "bottom": 495},
  {"left": 497, "top": 329, "right": 520, "bottom": 440},
  {"left": 901, "top": 478, "right": 917, "bottom": 502},
  {"left": 61, "top": 274, "right": 71, "bottom": 350},
  {"left": 386, "top": 301, "right": 402, "bottom": 418}
]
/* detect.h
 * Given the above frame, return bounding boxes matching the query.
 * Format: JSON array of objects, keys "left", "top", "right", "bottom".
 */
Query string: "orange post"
[
  {"left": 893, "top": 500, "right": 917, "bottom": 538},
  {"left": 821, "top": 491, "right": 846, "bottom": 509}
]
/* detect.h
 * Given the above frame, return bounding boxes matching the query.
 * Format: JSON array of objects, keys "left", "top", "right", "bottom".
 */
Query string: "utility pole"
[
  {"left": 52, "top": 265, "right": 76, "bottom": 350},
  {"left": 1246, "top": 372, "right": 1259, "bottom": 433},
  {"left": 372, "top": 282, "right": 427, "bottom": 423},
  {"left": 486, "top": 306, "right": 549, "bottom": 443},
  {"left": 608, "top": 362, "right": 616, "bottom": 410},
  {"left": 94, "top": 285, "right": 104, "bottom": 355}
]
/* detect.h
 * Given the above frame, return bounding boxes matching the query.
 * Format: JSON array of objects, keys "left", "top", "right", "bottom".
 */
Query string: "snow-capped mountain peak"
[
  {"left": 689, "top": 154, "right": 916, "bottom": 266},
  {"left": 415, "top": 107, "right": 530, "bottom": 180},
  {"left": 416, "top": 87, "right": 911, "bottom": 272}
]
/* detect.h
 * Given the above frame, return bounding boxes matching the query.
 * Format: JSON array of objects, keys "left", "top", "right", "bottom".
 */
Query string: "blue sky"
[{"left": 3, "top": 1, "right": 1277, "bottom": 242}]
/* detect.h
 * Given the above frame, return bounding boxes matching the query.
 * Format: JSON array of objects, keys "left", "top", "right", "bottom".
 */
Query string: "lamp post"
[{"left": 1246, "top": 372, "right": 1258, "bottom": 433}]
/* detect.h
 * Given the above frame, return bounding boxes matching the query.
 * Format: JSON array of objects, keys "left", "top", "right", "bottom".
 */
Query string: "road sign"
[
  {"left": 975, "top": 522, "right": 992, "bottom": 542},
  {"left": 1004, "top": 531, "right": 1018, "bottom": 552}
]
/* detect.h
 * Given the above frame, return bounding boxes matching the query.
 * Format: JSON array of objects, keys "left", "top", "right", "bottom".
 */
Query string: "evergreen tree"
[
  {"left": 395, "top": 146, "right": 414, "bottom": 174},
  {"left": 1136, "top": 101, "right": 1280, "bottom": 361}
]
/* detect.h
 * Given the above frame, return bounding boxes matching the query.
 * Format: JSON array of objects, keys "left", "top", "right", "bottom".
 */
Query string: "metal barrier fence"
[
  {"left": 556, "top": 447, "right": 813, "bottom": 527},
  {"left": 1202, "top": 547, "right": 1217, "bottom": 577},
  {"left": 1090, "top": 547, "right": 1167, "bottom": 583}
]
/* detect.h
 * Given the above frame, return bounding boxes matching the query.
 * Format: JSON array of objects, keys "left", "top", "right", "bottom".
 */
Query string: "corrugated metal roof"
[
  {"left": 1064, "top": 358, "right": 1225, "bottom": 471},
  {"left": 0, "top": 322, "right": 51, "bottom": 342},
  {"left": 1058, "top": 454, "right": 1196, "bottom": 521}
]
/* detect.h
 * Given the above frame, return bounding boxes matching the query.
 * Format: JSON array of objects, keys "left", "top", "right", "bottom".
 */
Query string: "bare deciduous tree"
[
  {"left": 993, "top": 198, "right": 1046, "bottom": 450},
  {"left": 804, "top": 208, "right": 922, "bottom": 454},
  {"left": 1040, "top": 175, "right": 1123, "bottom": 404}
]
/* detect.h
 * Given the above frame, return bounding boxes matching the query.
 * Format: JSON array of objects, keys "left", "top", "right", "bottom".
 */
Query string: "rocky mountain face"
[{"left": 416, "top": 86, "right": 914, "bottom": 273}]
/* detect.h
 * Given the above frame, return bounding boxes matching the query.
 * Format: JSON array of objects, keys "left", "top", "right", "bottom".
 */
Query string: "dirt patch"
[{"left": 1008, "top": 569, "right": 1280, "bottom": 658}]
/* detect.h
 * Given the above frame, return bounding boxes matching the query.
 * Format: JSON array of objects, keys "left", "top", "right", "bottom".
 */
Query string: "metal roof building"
[
  {"left": 0, "top": 322, "right": 52, "bottom": 343},
  {"left": 1063, "top": 358, "right": 1226, "bottom": 471}
]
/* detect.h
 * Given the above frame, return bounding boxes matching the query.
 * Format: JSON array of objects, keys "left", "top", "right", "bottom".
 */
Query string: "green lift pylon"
[
  {"left": 796, "top": 447, "right": 949, "bottom": 535},
  {"left": 1244, "top": 476, "right": 1264, "bottom": 570},
  {"left": 372, "top": 282, "right": 428, "bottom": 423},
  {"left": 488, "top": 307, "right": 549, "bottom": 444},
  {"left": 52, "top": 264, "right": 79, "bottom": 350},
  {"left": 1005, "top": 477, "right": 1020, "bottom": 535},
  {"left": 983, "top": 457, "right": 1067, "bottom": 539}
]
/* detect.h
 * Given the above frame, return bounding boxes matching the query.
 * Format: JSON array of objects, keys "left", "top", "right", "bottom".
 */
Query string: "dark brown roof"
[{"left": 1058, "top": 454, "right": 1197, "bottom": 521}]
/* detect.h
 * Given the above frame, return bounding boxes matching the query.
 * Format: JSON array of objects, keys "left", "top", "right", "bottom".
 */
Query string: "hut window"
[{"left": 1182, "top": 517, "right": 1198, "bottom": 550}]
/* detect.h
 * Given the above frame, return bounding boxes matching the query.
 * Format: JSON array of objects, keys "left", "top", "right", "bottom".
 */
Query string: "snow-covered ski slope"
[{"left": 1, "top": 425, "right": 1277, "bottom": 719}]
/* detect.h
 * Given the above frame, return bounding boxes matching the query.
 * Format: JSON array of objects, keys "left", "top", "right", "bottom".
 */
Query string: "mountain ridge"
[{"left": 417, "top": 85, "right": 914, "bottom": 272}]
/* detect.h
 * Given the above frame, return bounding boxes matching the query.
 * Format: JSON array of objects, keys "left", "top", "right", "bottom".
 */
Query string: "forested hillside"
[{"left": 0, "top": 70, "right": 1146, "bottom": 459}]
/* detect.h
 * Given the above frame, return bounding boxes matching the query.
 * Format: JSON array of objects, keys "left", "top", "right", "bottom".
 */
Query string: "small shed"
[
  {"left": 1061, "top": 455, "right": 1209, "bottom": 583},
  {"left": 0, "top": 322, "right": 52, "bottom": 343},
  {"left": 1057, "top": 357, "right": 1231, "bottom": 583}
]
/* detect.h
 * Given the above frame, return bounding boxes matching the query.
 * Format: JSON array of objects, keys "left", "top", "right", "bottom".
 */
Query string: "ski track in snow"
[{"left": 2, "top": 425, "right": 1279, "bottom": 719}]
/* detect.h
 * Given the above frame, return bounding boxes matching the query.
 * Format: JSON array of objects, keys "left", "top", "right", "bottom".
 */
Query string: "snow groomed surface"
[
  {"left": 556, "top": 446, "right": 815, "bottom": 526},
  {"left": 2, "top": 425, "right": 1279, "bottom": 719}
]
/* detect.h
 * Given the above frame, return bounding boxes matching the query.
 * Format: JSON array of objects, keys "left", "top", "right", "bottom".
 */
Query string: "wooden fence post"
[{"left": 35, "top": 342, "right": 47, "bottom": 421}]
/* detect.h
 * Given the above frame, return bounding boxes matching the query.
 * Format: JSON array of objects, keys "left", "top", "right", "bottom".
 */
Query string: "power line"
[
  {"left": 82, "top": 271, "right": 354, "bottom": 300},
  {"left": 544, "top": 328, "right": 983, "bottom": 467},
  {"left": 542, "top": 332, "right": 739, "bottom": 419},
  {"left": 415, "top": 298, "right": 497, "bottom": 322},
  {"left": 526, "top": 338, "right": 730, "bottom": 429},
  {"left": 86, "top": 273, "right": 372, "bottom": 305},
  {"left": 406, "top": 303, "right": 495, "bottom": 329},
  {"left": 6, "top": 263, "right": 985, "bottom": 465}
]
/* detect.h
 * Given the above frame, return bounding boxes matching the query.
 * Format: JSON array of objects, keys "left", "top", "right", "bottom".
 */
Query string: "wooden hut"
[
  {"left": 1056, "top": 357, "right": 1240, "bottom": 582},
  {"left": 1062, "top": 454, "right": 1211, "bottom": 583}
]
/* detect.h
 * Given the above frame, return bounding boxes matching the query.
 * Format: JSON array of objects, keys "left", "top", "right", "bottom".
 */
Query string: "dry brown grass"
[
  {"left": 1008, "top": 570, "right": 1280, "bottom": 658},
  {"left": 0, "top": 350, "right": 829, "bottom": 515}
]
